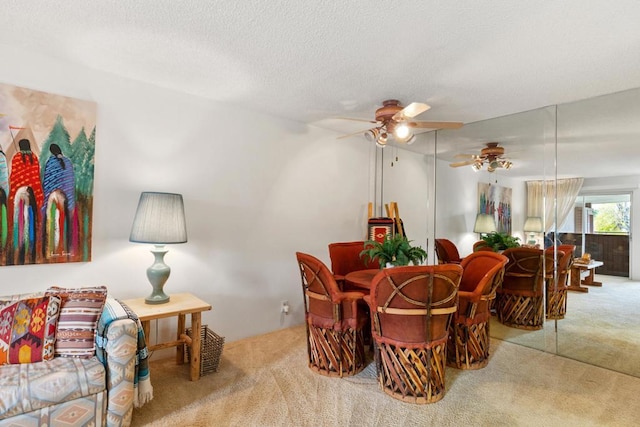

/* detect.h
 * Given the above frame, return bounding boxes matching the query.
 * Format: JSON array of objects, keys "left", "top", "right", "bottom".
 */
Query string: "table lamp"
[
  {"left": 523, "top": 216, "right": 543, "bottom": 245},
  {"left": 130, "top": 192, "right": 187, "bottom": 304},
  {"left": 473, "top": 213, "right": 497, "bottom": 237}
]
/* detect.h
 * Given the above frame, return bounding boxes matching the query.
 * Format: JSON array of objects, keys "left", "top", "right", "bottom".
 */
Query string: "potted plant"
[
  {"left": 360, "top": 234, "right": 427, "bottom": 268},
  {"left": 481, "top": 231, "right": 521, "bottom": 251}
]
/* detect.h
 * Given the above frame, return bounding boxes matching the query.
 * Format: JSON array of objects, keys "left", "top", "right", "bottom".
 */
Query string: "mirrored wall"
[{"left": 379, "top": 87, "right": 640, "bottom": 378}]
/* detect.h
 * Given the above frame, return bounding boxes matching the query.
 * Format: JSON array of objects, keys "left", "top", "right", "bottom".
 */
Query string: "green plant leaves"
[
  {"left": 481, "top": 231, "right": 521, "bottom": 251},
  {"left": 359, "top": 234, "right": 427, "bottom": 268}
]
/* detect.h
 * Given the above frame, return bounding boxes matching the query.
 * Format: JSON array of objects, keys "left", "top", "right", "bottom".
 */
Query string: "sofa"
[{"left": 0, "top": 287, "right": 151, "bottom": 427}]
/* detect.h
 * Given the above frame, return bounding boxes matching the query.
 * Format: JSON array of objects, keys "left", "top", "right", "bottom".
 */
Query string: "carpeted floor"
[
  {"left": 132, "top": 323, "right": 640, "bottom": 426},
  {"left": 490, "top": 274, "right": 640, "bottom": 377}
]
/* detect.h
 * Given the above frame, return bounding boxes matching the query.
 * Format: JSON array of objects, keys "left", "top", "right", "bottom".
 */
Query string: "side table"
[
  {"left": 122, "top": 292, "right": 212, "bottom": 381},
  {"left": 568, "top": 260, "right": 604, "bottom": 293}
]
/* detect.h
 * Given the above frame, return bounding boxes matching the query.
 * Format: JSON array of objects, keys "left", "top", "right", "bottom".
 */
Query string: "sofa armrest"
[{"left": 103, "top": 317, "right": 137, "bottom": 427}]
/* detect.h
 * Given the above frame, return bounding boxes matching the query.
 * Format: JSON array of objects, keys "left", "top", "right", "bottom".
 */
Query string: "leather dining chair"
[
  {"left": 328, "top": 241, "right": 376, "bottom": 290},
  {"left": 295, "top": 252, "right": 368, "bottom": 377},
  {"left": 545, "top": 244, "right": 575, "bottom": 319},
  {"left": 435, "top": 238, "right": 463, "bottom": 264},
  {"left": 473, "top": 240, "right": 494, "bottom": 252},
  {"left": 364, "top": 265, "right": 462, "bottom": 403},
  {"left": 495, "top": 247, "right": 555, "bottom": 330},
  {"left": 448, "top": 251, "right": 508, "bottom": 370}
]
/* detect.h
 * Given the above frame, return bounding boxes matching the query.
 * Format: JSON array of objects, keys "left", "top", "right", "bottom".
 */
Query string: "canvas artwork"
[
  {"left": 0, "top": 82, "right": 96, "bottom": 266},
  {"left": 478, "top": 182, "right": 512, "bottom": 234}
]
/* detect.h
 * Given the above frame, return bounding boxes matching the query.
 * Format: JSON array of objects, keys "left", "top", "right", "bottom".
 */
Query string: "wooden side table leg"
[
  {"left": 190, "top": 312, "right": 202, "bottom": 381},
  {"left": 567, "top": 267, "right": 588, "bottom": 292},
  {"left": 176, "top": 313, "right": 186, "bottom": 365},
  {"left": 142, "top": 320, "right": 151, "bottom": 346}
]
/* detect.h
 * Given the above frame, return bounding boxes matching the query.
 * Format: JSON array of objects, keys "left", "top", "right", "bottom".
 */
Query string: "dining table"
[{"left": 344, "top": 269, "right": 381, "bottom": 291}]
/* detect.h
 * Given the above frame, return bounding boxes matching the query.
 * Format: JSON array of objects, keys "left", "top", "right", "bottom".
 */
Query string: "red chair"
[
  {"left": 473, "top": 240, "right": 494, "bottom": 252},
  {"left": 545, "top": 244, "right": 575, "bottom": 319},
  {"left": 328, "top": 241, "right": 376, "bottom": 290},
  {"left": 448, "top": 251, "right": 508, "bottom": 370},
  {"left": 495, "top": 247, "right": 555, "bottom": 330},
  {"left": 295, "top": 252, "right": 368, "bottom": 377},
  {"left": 435, "top": 238, "right": 463, "bottom": 264},
  {"left": 364, "top": 265, "right": 462, "bottom": 403}
]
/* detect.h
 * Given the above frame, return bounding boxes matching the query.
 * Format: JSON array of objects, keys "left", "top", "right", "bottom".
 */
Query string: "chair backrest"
[
  {"left": 545, "top": 244, "right": 576, "bottom": 288},
  {"left": 328, "top": 241, "right": 375, "bottom": 276},
  {"left": 501, "top": 247, "right": 554, "bottom": 294},
  {"left": 435, "top": 238, "right": 462, "bottom": 264},
  {"left": 368, "top": 265, "right": 462, "bottom": 344},
  {"left": 473, "top": 240, "right": 494, "bottom": 252},
  {"left": 296, "top": 252, "right": 361, "bottom": 330},
  {"left": 459, "top": 251, "right": 508, "bottom": 295}
]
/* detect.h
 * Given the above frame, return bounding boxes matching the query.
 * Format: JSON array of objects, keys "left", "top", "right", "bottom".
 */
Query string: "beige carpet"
[
  {"left": 490, "top": 274, "right": 640, "bottom": 377},
  {"left": 132, "top": 324, "right": 640, "bottom": 426}
]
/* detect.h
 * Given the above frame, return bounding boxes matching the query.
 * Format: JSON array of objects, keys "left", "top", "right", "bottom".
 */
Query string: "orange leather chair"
[
  {"left": 295, "top": 252, "right": 368, "bottom": 377},
  {"left": 545, "top": 244, "right": 575, "bottom": 319},
  {"left": 448, "top": 251, "right": 508, "bottom": 369},
  {"left": 473, "top": 240, "right": 494, "bottom": 252},
  {"left": 328, "top": 241, "right": 376, "bottom": 290},
  {"left": 364, "top": 265, "right": 462, "bottom": 403},
  {"left": 435, "top": 238, "right": 463, "bottom": 264},
  {"left": 495, "top": 247, "right": 555, "bottom": 330}
]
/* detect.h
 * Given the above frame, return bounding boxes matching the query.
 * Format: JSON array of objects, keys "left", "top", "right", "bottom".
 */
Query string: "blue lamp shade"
[
  {"left": 473, "top": 213, "right": 497, "bottom": 234},
  {"left": 130, "top": 192, "right": 187, "bottom": 304},
  {"left": 130, "top": 192, "right": 188, "bottom": 244}
]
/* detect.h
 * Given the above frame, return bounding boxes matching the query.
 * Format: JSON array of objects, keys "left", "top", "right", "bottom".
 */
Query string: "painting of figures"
[
  {"left": 0, "top": 82, "right": 96, "bottom": 265},
  {"left": 478, "top": 182, "right": 512, "bottom": 235}
]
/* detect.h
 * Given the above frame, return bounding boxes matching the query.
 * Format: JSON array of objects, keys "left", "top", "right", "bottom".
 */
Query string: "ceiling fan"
[
  {"left": 449, "top": 142, "right": 513, "bottom": 172},
  {"left": 337, "top": 99, "right": 463, "bottom": 146}
]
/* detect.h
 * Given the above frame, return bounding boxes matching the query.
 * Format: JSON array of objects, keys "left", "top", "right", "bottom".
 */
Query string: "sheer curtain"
[{"left": 527, "top": 178, "right": 584, "bottom": 232}]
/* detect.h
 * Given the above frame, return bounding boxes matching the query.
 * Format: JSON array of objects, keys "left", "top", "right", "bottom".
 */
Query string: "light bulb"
[
  {"left": 472, "top": 161, "right": 482, "bottom": 172},
  {"left": 394, "top": 122, "right": 411, "bottom": 140}
]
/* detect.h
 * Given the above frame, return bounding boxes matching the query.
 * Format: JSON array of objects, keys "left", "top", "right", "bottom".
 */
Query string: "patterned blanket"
[{"left": 96, "top": 297, "right": 153, "bottom": 408}]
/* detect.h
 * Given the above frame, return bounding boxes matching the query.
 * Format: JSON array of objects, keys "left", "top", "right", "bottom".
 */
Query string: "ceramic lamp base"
[{"left": 145, "top": 246, "right": 171, "bottom": 304}]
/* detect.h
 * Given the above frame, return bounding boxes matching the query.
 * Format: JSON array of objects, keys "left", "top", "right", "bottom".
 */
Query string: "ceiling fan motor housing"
[{"left": 375, "top": 99, "right": 404, "bottom": 123}]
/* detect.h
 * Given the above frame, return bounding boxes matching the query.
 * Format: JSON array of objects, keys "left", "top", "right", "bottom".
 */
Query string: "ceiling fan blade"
[
  {"left": 409, "top": 121, "right": 464, "bottom": 129},
  {"left": 392, "top": 102, "right": 431, "bottom": 121},
  {"left": 454, "top": 153, "right": 476, "bottom": 159},
  {"left": 449, "top": 160, "right": 476, "bottom": 167},
  {"left": 335, "top": 117, "right": 379, "bottom": 124},
  {"left": 336, "top": 128, "right": 372, "bottom": 139}
]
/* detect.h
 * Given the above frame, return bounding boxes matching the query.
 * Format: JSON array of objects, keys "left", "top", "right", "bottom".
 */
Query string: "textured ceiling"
[{"left": 2, "top": 1, "right": 640, "bottom": 177}]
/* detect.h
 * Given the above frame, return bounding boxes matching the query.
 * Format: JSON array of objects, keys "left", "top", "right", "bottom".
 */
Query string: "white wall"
[{"left": 0, "top": 45, "right": 372, "bottom": 347}]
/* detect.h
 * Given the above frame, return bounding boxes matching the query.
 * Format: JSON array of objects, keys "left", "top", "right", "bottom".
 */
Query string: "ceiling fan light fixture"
[
  {"left": 502, "top": 160, "right": 513, "bottom": 169},
  {"left": 393, "top": 122, "right": 411, "bottom": 140},
  {"left": 364, "top": 128, "right": 379, "bottom": 142},
  {"left": 472, "top": 161, "right": 482, "bottom": 172}
]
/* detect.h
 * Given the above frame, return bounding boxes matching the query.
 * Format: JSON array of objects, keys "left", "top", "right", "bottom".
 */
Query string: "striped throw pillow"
[{"left": 45, "top": 286, "right": 108, "bottom": 358}]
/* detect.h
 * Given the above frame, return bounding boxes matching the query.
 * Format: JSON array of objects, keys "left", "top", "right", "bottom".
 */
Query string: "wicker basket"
[{"left": 184, "top": 325, "right": 225, "bottom": 376}]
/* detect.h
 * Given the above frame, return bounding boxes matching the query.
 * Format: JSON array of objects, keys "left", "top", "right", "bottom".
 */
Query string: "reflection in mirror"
[
  {"left": 556, "top": 87, "right": 640, "bottom": 377},
  {"left": 379, "top": 89, "right": 640, "bottom": 380},
  {"left": 434, "top": 106, "right": 555, "bottom": 353}
]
